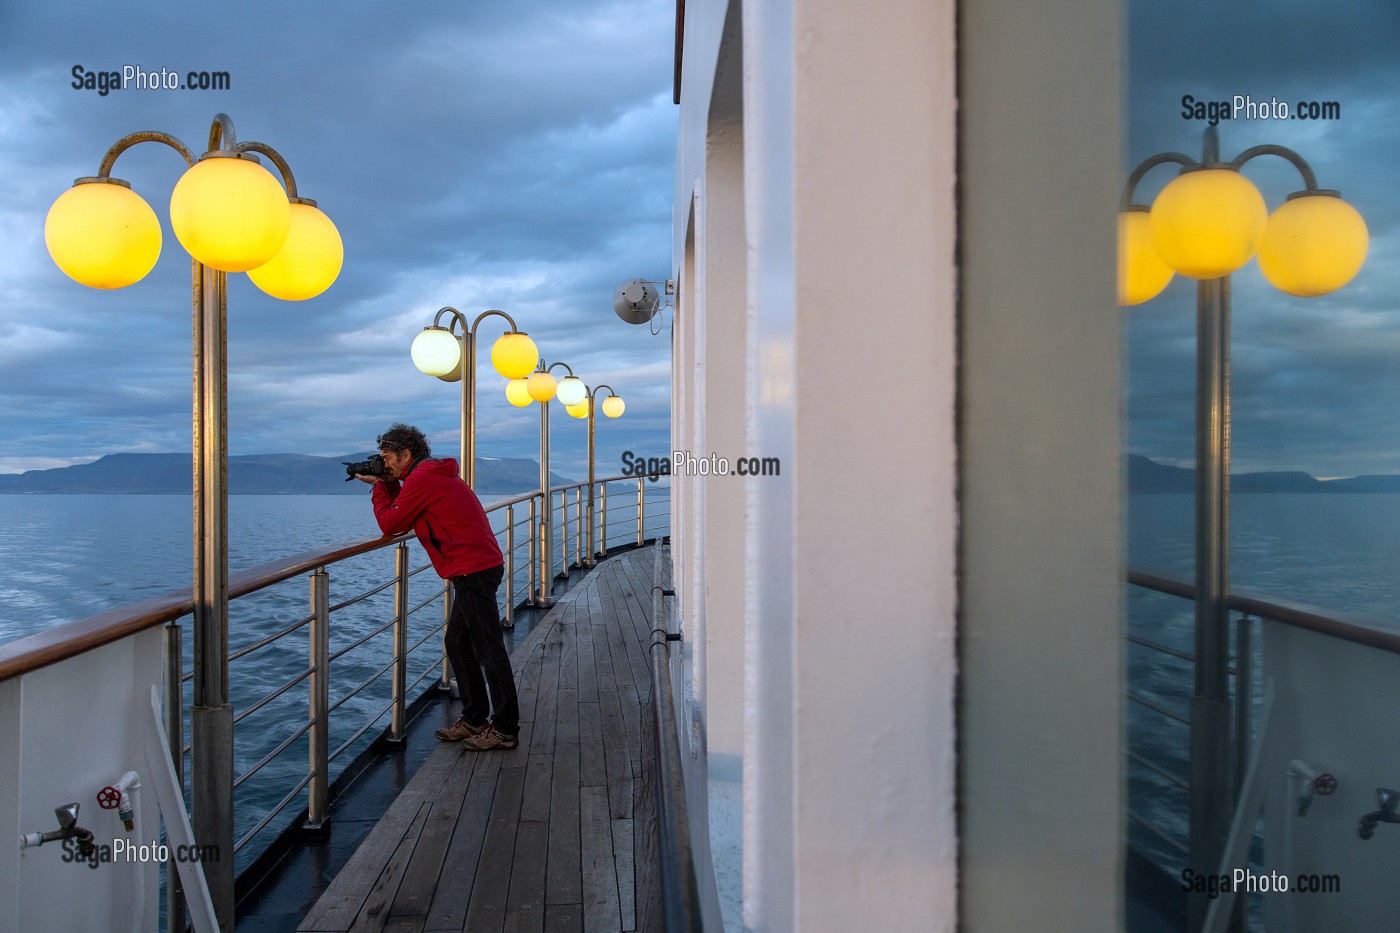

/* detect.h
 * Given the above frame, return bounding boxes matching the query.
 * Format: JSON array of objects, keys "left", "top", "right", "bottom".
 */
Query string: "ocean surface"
[{"left": 0, "top": 486, "right": 670, "bottom": 874}]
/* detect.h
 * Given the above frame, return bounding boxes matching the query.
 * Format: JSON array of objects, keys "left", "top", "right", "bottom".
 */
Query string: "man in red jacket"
[{"left": 357, "top": 423, "right": 518, "bottom": 751}]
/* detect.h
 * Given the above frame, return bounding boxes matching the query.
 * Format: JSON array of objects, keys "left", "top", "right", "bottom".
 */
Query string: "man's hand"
[{"left": 355, "top": 473, "right": 383, "bottom": 485}]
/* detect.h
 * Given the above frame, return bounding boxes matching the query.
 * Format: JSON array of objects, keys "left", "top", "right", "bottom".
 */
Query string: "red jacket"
[{"left": 371, "top": 457, "right": 503, "bottom": 578}]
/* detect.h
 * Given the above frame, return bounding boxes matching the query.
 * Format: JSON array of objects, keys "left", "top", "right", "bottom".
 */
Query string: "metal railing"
[
  {"left": 0, "top": 472, "right": 671, "bottom": 927},
  {"left": 1125, "top": 565, "right": 1400, "bottom": 927}
]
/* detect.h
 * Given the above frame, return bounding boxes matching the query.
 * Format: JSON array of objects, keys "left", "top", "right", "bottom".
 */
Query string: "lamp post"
[
  {"left": 521, "top": 360, "right": 586, "bottom": 606},
  {"left": 1120, "top": 126, "right": 1366, "bottom": 928},
  {"left": 409, "top": 308, "right": 538, "bottom": 487},
  {"left": 583, "top": 385, "right": 624, "bottom": 567},
  {"left": 44, "top": 113, "right": 342, "bottom": 933}
]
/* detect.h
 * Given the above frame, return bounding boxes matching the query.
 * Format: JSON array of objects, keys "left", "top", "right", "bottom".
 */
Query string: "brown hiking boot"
[
  {"left": 461, "top": 727, "right": 519, "bottom": 751},
  {"left": 435, "top": 717, "right": 487, "bottom": 741}
]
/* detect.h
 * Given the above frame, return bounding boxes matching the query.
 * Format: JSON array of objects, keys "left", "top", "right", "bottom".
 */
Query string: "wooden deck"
[{"left": 299, "top": 546, "right": 664, "bottom": 933}]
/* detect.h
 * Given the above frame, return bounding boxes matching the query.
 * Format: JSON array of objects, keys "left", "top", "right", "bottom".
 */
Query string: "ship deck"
[{"left": 278, "top": 545, "right": 663, "bottom": 932}]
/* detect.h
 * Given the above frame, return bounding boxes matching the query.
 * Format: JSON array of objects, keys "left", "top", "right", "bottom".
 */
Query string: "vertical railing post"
[
  {"left": 600, "top": 484, "right": 608, "bottom": 558},
  {"left": 441, "top": 581, "right": 452, "bottom": 690},
  {"left": 306, "top": 569, "right": 330, "bottom": 831},
  {"left": 575, "top": 487, "right": 583, "bottom": 567},
  {"left": 505, "top": 503, "right": 516, "bottom": 626},
  {"left": 389, "top": 543, "right": 409, "bottom": 744},
  {"left": 637, "top": 477, "right": 645, "bottom": 546},
  {"left": 164, "top": 621, "right": 186, "bottom": 933},
  {"left": 528, "top": 495, "right": 539, "bottom": 607},
  {"left": 563, "top": 487, "right": 572, "bottom": 570}
]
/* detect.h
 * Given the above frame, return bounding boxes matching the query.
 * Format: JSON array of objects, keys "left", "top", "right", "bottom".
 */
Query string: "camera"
[{"left": 343, "top": 453, "right": 389, "bottom": 482}]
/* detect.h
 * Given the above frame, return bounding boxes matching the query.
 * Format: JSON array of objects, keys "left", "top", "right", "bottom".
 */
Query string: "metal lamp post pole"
[
  {"left": 584, "top": 384, "right": 617, "bottom": 567},
  {"left": 534, "top": 361, "right": 578, "bottom": 606}
]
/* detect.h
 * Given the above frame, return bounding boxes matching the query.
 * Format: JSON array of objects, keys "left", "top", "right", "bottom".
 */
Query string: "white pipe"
[{"left": 108, "top": 771, "right": 146, "bottom": 933}]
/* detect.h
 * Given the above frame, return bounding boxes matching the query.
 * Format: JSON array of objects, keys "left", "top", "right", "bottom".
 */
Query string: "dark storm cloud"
[
  {"left": 1126, "top": 0, "right": 1400, "bottom": 476},
  {"left": 0, "top": 0, "right": 675, "bottom": 476}
]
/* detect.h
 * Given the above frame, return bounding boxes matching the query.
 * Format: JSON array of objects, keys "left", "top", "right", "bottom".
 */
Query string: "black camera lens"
[{"left": 343, "top": 453, "right": 389, "bottom": 481}]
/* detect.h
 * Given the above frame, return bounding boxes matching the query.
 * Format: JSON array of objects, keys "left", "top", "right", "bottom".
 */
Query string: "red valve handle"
[
  {"left": 97, "top": 786, "right": 122, "bottom": 809},
  {"left": 1314, "top": 773, "right": 1339, "bottom": 796}
]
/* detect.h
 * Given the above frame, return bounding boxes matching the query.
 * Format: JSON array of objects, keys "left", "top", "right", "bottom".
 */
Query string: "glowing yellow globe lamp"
[
  {"left": 566, "top": 399, "right": 589, "bottom": 419},
  {"left": 170, "top": 153, "right": 291, "bottom": 272},
  {"left": 45, "top": 179, "right": 163, "bottom": 289},
  {"left": 601, "top": 395, "right": 625, "bottom": 418},
  {"left": 527, "top": 370, "right": 558, "bottom": 402},
  {"left": 491, "top": 332, "right": 539, "bottom": 379},
  {"left": 1117, "top": 208, "right": 1174, "bottom": 306},
  {"left": 505, "top": 378, "right": 534, "bottom": 407},
  {"left": 556, "top": 375, "right": 587, "bottom": 407},
  {"left": 1149, "top": 167, "right": 1267, "bottom": 279},
  {"left": 1256, "top": 192, "right": 1368, "bottom": 297},
  {"left": 247, "top": 200, "right": 343, "bottom": 300},
  {"left": 411, "top": 326, "right": 462, "bottom": 377}
]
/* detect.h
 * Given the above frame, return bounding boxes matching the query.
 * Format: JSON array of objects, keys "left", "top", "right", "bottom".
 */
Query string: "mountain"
[
  {"left": 0, "top": 453, "right": 572, "bottom": 495},
  {"left": 1128, "top": 455, "right": 1383, "bottom": 494}
]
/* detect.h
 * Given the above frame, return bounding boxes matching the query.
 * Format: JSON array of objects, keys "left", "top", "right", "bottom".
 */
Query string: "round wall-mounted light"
[
  {"left": 1257, "top": 192, "right": 1368, "bottom": 297},
  {"left": 170, "top": 154, "right": 291, "bottom": 272},
  {"left": 411, "top": 326, "right": 461, "bottom": 377},
  {"left": 247, "top": 200, "right": 343, "bottom": 300},
  {"left": 1149, "top": 167, "right": 1267, "bottom": 279},
  {"left": 505, "top": 378, "right": 534, "bottom": 407},
  {"left": 491, "top": 332, "right": 539, "bottom": 379},
  {"left": 556, "top": 375, "right": 587, "bottom": 407},
  {"left": 566, "top": 399, "right": 590, "bottom": 419},
  {"left": 527, "top": 370, "right": 558, "bottom": 402},
  {"left": 601, "top": 395, "right": 625, "bottom": 418},
  {"left": 45, "top": 179, "right": 162, "bottom": 289},
  {"left": 1117, "top": 209, "right": 1174, "bottom": 306}
]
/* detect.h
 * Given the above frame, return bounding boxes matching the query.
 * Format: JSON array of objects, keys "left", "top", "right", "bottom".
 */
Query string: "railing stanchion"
[
  {"left": 528, "top": 495, "right": 539, "bottom": 607},
  {"left": 575, "top": 487, "right": 583, "bottom": 567},
  {"left": 441, "top": 581, "right": 452, "bottom": 690},
  {"left": 505, "top": 504, "right": 516, "bottom": 627},
  {"left": 637, "top": 478, "right": 645, "bottom": 546},
  {"left": 389, "top": 543, "right": 409, "bottom": 744},
  {"left": 600, "top": 484, "right": 608, "bottom": 558},
  {"left": 306, "top": 569, "right": 330, "bottom": 830},
  {"left": 563, "top": 487, "right": 572, "bottom": 570},
  {"left": 163, "top": 621, "right": 186, "bottom": 933}
]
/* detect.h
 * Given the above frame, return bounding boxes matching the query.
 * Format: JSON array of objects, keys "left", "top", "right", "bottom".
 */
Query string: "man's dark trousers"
[{"left": 445, "top": 564, "right": 518, "bottom": 735}]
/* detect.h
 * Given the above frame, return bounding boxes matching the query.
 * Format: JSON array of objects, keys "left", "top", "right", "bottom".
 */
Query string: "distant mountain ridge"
[
  {"left": 0, "top": 453, "right": 572, "bottom": 495},
  {"left": 1128, "top": 454, "right": 1400, "bottom": 494}
]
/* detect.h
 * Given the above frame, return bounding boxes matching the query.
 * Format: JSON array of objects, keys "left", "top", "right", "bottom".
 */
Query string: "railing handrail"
[
  {"left": 0, "top": 472, "right": 663, "bottom": 683},
  {"left": 1127, "top": 564, "right": 1400, "bottom": 655}
]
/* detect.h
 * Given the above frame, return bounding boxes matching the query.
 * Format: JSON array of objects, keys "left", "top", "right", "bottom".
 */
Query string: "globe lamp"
[
  {"left": 527, "top": 370, "right": 558, "bottom": 402},
  {"left": 505, "top": 378, "right": 534, "bottom": 407},
  {"left": 491, "top": 332, "right": 539, "bottom": 379},
  {"left": 1257, "top": 192, "right": 1368, "bottom": 297},
  {"left": 1117, "top": 209, "right": 1174, "bottom": 306},
  {"left": 45, "top": 179, "right": 162, "bottom": 289},
  {"left": 566, "top": 399, "right": 589, "bottom": 419},
  {"left": 601, "top": 395, "right": 625, "bottom": 418},
  {"left": 556, "top": 375, "right": 587, "bottom": 407},
  {"left": 411, "top": 326, "right": 461, "bottom": 377},
  {"left": 247, "top": 200, "right": 343, "bottom": 300},
  {"left": 170, "top": 154, "right": 291, "bottom": 272},
  {"left": 1150, "top": 167, "right": 1267, "bottom": 279}
]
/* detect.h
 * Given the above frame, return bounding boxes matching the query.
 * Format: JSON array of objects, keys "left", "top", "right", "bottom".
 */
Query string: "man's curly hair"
[{"left": 377, "top": 423, "right": 431, "bottom": 460}]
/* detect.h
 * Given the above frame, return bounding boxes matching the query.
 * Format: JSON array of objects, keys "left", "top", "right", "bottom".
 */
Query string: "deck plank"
[{"left": 464, "top": 765, "right": 528, "bottom": 931}]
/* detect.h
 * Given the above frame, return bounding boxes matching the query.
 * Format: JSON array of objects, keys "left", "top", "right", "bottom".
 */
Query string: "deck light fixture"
[
  {"left": 408, "top": 308, "right": 533, "bottom": 488},
  {"left": 505, "top": 377, "right": 534, "bottom": 407},
  {"left": 42, "top": 113, "right": 338, "bottom": 933},
  {"left": 582, "top": 384, "right": 624, "bottom": 567},
  {"left": 1120, "top": 127, "right": 1367, "bottom": 928},
  {"left": 527, "top": 369, "right": 558, "bottom": 402},
  {"left": 565, "top": 399, "right": 590, "bottom": 419},
  {"left": 556, "top": 374, "right": 587, "bottom": 406}
]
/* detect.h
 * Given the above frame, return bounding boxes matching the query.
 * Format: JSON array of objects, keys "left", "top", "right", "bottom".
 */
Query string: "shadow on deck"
[{"left": 296, "top": 546, "right": 662, "bottom": 932}]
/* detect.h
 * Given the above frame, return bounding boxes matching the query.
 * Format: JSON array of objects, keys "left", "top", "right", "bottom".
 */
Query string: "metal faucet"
[
  {"left": 18, "top": 803, "right": 96, "bottom": 856},
  {"left": 1358, "top": 788, "right": 1400, "bottom": 840}
]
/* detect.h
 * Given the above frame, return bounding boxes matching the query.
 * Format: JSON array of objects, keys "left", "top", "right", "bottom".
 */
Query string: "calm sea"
[{"left": 0, "top": 488, "right": 667, "bottom": 874}]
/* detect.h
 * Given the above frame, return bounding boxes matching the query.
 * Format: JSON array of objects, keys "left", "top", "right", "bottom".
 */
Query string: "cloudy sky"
[
  {"left": 1127, "top": 1, "right": 1400, "bottom": 477},
  {"left": 0, "top": 0, "right": 674, "bottom": 479}
]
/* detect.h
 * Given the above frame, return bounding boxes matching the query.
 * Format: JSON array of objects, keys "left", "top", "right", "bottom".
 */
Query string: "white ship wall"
[{"left": 0, "top": 629, "right": 164, "bottom": 932}]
